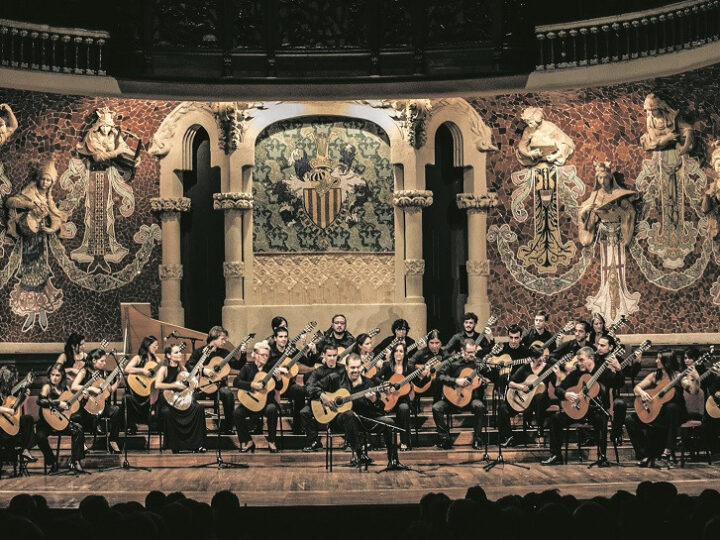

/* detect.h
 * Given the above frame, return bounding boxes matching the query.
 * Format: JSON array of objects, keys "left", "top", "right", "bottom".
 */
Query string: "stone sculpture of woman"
[
  {"left": 516, "top": 107, "right": 575, "bottom": 167},
  {"left": 5, "top": 158, "right": 67, "bottom": 331},
  {"left": 578, "top": 161, "right": 640, "bottom": 323}
]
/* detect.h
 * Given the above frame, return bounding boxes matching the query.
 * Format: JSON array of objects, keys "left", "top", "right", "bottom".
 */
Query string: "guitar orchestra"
[{"left": 3, "top": 311, "right": 720, "bottom": 473}]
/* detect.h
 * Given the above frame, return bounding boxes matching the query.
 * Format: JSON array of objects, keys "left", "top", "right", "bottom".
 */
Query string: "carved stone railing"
[
  {"left": 535, "top": 0, "right": 720, "bottom": 70},
  {"left": 0, "top": 18, "right": 109, "bottom": 75}
]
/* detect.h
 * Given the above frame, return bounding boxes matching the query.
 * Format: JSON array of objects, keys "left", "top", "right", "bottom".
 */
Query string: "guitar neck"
[
  {"left": 700, "top": 362, "right": 720, "bottom": 382},
  {"left": 67, "top": 374, "right": 100, "bottom": 406},
  {"left": 364, "top": 340, "right": 400, "bottom": 371},
  {"left": 189, "top": 348, "right": 213, "bottom": 379},
  {"left": 343, "top": 383, "right": 388, "bottom": 404},
  {"left": 214, "top": 335, "right": 256, "bottom": 371},
  {"left": 662, "top": 358, "right": 706, "bottom": 396}
]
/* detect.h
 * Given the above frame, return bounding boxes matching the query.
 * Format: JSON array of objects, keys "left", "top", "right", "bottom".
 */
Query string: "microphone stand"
[
  {"left": 351, "top": 412, "right": 423, "bottom": 474},
  {"left": 193, "top": 382, "right": 248, "bottom": 470},
  {"left": 484, "top": 377, "right": 530, "bottom": 472},
  {"left": 585, "top": 393, "right": 624, "bottom": 469},
  {"left": 99, "top": 351, "right": 151, "bottom": 472}
]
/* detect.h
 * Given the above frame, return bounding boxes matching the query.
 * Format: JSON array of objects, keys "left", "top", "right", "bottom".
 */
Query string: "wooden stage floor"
[{"left": 1, "top": 450, "right": 719, "bottom": 508}]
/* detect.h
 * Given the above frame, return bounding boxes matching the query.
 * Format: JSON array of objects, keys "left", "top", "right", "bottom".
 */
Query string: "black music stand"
[
  {"left": 353, "top": 412, "right": 423, "bottom": 474},
  {"left": 192, "top": 390, "right": 248, "bottom": 470},
  {"left": 99, "top": 351, "right": 151, "bottom": 473},
  {"left": 585, "top": 394, "right": 623, "bottom": 469}
]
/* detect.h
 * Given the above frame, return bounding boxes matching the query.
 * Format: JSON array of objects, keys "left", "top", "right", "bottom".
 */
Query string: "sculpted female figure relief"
[
  {"left": 578, "top": 162, "right": 640, "bottom": 324},
  {"left": 5, "top": 158, "right": 68, "bottom": 331}
]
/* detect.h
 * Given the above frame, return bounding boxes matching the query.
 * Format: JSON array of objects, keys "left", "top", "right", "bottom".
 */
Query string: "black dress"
[
  {"left": 158, "top": 364, "right": 206, "bottom": 452},
  {"left": 36, "top": 385, "right": 85, "bottom": 464},
  {"left": 124, "top": 355, "right": 153, "bottom": 429}
]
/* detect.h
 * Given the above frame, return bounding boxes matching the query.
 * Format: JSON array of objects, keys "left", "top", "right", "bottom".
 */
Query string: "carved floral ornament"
[
  {"left": 404, "top": 259, "right": 426, "bottom": 276},
  {"left": 159, "top": 264, "right": 183, "bottom": 281},
  {"left": 223, "top": 261, "right": 245, "bottom": 278},
  {"left": 456, "top": 192, "right": 499, "bottom": 213},
  {"left": 466, "top": 259, "right": 490, "bottom": 277},
  {"left": 213, "top": 192, "right": 254, "bottom": 211},
  {"left": 150, "top": 197, "right": 192, "bottom": 214},
  {"left": 392, "top": 190, "right": 433, "bottom": 212}
]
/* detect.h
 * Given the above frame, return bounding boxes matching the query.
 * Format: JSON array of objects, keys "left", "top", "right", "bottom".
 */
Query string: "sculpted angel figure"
[
  {"left": 516, "top": 107, "right": 575, "bottom": 167},
  {"left": 578, "top": 161, "right": 640, "bottom": 323},
  {"left": 0, "top": 103, "right": 18, "bottom": 147}
]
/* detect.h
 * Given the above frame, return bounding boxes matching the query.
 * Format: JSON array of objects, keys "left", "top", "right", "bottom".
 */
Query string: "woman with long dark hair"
[
  {"left": 0, "top": 365, "right": 37, "bottom": 462},
  {"left": 56, "top": 333, "right": 86, "bottom": 378},
  {"left": 123, "top": 336, "right": 160, "bottom": 433},
  {"left": 71, "top": 348, "right": 123, "bottom": 454},
  {"left": 378, "top": 342, "right": 412, "bottom": 450},
  {"left": 36, "top": 363, "right": 85, "bottom": 472},
  {"left": 626, "top": 350, "right": 688, "bottom": 467}
]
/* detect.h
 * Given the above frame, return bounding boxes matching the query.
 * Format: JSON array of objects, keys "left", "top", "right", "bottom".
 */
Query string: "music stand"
[
  {"left": 352, "top": 413, "right": 423, "bottom": 474},
  {"left": 484, "top": 383, "right": 530, "bottom": 472}
]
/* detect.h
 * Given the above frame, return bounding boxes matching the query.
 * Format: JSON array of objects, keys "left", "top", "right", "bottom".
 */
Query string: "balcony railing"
[
  {"left": 535, "top": 0, "right": 720, "bottom": 70},
  {"left": 0, "top": 18, "right": 109, "bottom": 75}
]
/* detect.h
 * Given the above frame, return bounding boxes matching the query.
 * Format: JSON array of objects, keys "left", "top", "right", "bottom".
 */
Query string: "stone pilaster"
[
  {"left": 213, "top": 192, "right": 253, "bottom": 307},
  {"left": 393, "top": 190, "right": 433, "bottom": 301},
  {"left": 151, "top": 197, "right": 191, "bottom": 325}
]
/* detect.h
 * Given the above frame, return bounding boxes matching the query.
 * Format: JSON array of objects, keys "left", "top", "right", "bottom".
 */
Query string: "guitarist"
[
  {"left": 521, "top": 311, "right": 556, "bottom": 356},
  {"left": 0, "top": 365, "right": 37, "bottom": 463},
  {"left": 270, "top": 327, "right": 310, "bottom": 435},
  {"left": 432, "top": 340, "right": 489, "bottom": 450},
  {"left": 377, "top": 342, "right": 412, "bottom": 451},
  {"left": 36, "top": 363, "right": 85, "bottom": 472},
  {"left": 596, "top": 335, "right": 634, "bottom": 445},
  {"left": 71, "top": 348, "right": 123, "bottom": 454},
  {"left": 373, "top": 319, "right": 416, "bottom": 356},
  {"left": 307, "top": 314, "right": 356, "bottom": 364},
  {"left": 626, "top": 350, "right": 687, "bottom": 467},
  {"left": 550, "top": 320, "right": 594, "bottom": 380},
  {"left": 490, "top": 324, "right": 537, "bottom": 398},
  {"left": 186, "top": 325, "right": 245, "bottom": 433},
  {"left": 123, "top": 335, "right": 160, "bottom": 434},
  {"left": 232, "top": 340, "right": 284, "bottom": 453},
  {"left": 541, "top": 346, "right": 622, "bottom": 466},
  {"left": 702, "top": 359, "right": 720, "bottom": 453},
  {"left": 409, "top": 331, "right": 446, "bottom": 402},
  {"left": 443, "top": 312, "right": 494, "bottom": 355},
  {"left": 497, "top": 354, "right": 554, "bottom": 446},
  {"left": 299, "top": 343, "right": 347, "bottom": 452}
]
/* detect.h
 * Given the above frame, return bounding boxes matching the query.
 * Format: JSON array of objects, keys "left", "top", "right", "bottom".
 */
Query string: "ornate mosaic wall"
[
  {"left": 253, "top": 116, "right": 394, "bottom": 252},
  {"left": 0, "top": 90, "right": 174, "bottom": 341},
  {"left": 473, "top": 64, "right": 720, "bottom": 334}
]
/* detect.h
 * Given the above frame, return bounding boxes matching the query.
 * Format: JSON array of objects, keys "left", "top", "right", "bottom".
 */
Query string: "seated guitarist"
[
  {"left": 123, "top": 336, "right": 160, "bottom": 434},
  {"left": 497, "top": 354, "right": 553, "bottom": 447},
  {"left": 491, "top": 324, "right": 537, "bottom": 399},
  {"left": 71, "top": 348, "right": 122, "bottom": 454},
  {"left": 299, "top": 343, "right": 347, "bottom": 452},
  {"left": 36, "top": 363, "right": 85, "bottom": 472},
  {"left": 270, "top": 327, "right": 309, "bottom": 435},
  {"left": 702, "top": 360, "right": 720, "bottom": 453},
  {"left": 0, "top": 365, "right": 37, "bottom": 463},
  {"left": 377, "top": 342, "right": 412, "bottom": 451},
  {"left": 521, "top": 311, "right": 556, "bottom": 356},
  {"left": 595, "top": 335, "right": 632, "bottom": 445},
  {"left": 307, "top": 314, "right": 355, "bottom": 365},
  {"left": 443, "top": 312, "right": 494, "bottom": 356},
  {"left": 432, "top": 340, "right": 489, "bottom": 450},
  {"left": 549, "top": 320, "right": 593, "bottom": 379},
  {"left": 541, "top": 346, "right": 622, "bottom": 466},
  {"left": 233, "top": 340, "right": 284, "bottom": 453},
  {"left": 409, "top": 331, "right": 446, "bottom": 403},
  {"left": 186, "top": 326, "right": 245, "bottom": 433},
  {"left": 626, "top": 351, "right": 687, "bottom": 467},
  {"left": 373, "top": 319, "right": 416, "bottom": 356}
]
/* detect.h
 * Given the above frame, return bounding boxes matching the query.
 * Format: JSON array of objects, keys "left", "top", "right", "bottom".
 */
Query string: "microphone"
[{"left": 164, "top": 331, "right": 178, "bottom": 341}]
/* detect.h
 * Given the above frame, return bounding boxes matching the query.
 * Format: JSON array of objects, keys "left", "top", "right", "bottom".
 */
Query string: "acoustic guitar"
[
  {"left": 529, "top": 320, "right": 575, "bottom": 358},
  {"left": 0, "top": 371, "right": 34, "bottom": 436},
  {"left": 127, "top": 343, "right": 186, "bottom": 401},
  {"left": 701, "top": 359, "right": 720, "bottom": 418},
  {"left": 380, "top": 355, "right": 444, "bottom": 411},
  {"left": 163, "top": 345, "right": 216, "bottom": 411},
  {"left": 310, "top": 382, "right": 391, "bottom": 424},
  {"left": 443, "top": 343, "right": 503, "bottom": 408},
  {"left": 42, "top": 370, "right": 102, "bottom": 431},
  {"left": 505, "top": 352, "right": 574, "bottom": 413},
  {"left": 198, "top": 332, "right": 259, "bottom": 394},
  {"left": 361, "top": 337, "right": 402, "bottom": 379},
  {"left": 635, "top": 347, "right": 713, "bottom": 424},
  {"left": 83, "top": 356, "right": 130, "bottom": 415},
  {"left": 562, "top": 343, "right": 648, "bottom": 420},
  {"left": 277, "top": 331, "right": 324, "bottom": 394}
]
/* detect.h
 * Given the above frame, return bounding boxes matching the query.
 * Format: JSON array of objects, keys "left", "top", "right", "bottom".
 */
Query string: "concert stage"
[{"left": 1, "top": 449, "right": 717, "bottom": 509}]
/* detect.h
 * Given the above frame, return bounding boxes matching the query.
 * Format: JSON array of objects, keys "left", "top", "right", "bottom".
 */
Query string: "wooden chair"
[{"left": 680, "top": 388, "right": 711, "bottom": 467}]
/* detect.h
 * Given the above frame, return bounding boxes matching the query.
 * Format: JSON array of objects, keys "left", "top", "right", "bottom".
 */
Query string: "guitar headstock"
[
  {"left": 607, "top": 315, "right": 628, "bottom": 337},
  {"left": 178, "top": 342, "right": 187, "bottom": 352},
  {"left": 309, "top": 331, "right": 324, "bottom": 346},
  {"left": 636, "top": 340, "right": 651, "bottom": 354},
  {"left": 100, "top": 339, "right": 110, "bottom": 351},
  {"left": 482, "top": 315, "right": 498, "bottom": 334},
  {"left": 563, "top": 320, "right": 575, "bottom": 333},
  {"left": 304, "top": 321, "right": 318, "bottom": 333},
  {"left": 368, "top": 328, "right": 381, "bottom": 338}
]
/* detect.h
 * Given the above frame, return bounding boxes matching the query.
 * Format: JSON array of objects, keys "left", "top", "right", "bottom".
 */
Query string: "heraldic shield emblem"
[{"left": 299, "top": 133, "right": 343, "bottom": 229}]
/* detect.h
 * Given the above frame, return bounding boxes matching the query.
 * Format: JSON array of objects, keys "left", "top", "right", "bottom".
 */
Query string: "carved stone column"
[
  {"left": 151, "top": 197, "right": 191, "bottom": 325},
  {"left": 213, "top": 192, "right": 253, "bottom": 308},
  {"left": 456, "top": 192, "right": 498, "bottom": 318},
  {"left": 393, "top": 190, "right": 433, "bottom": 301}
]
